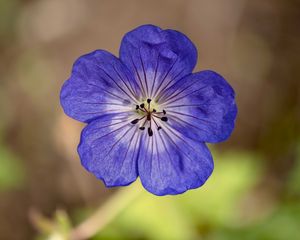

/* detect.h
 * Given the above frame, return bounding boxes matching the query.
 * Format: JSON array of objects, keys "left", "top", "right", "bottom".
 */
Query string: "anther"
[
  {"left": 148, "top": 127, "right": 153, "bottom": 137},
  {"left": 163, "top": 110, "right": 166, "bottom": 115},
  {"left": 157, "top": 126, "right": 162, "bottom": 131},
  {"left": 131, "top": 119, "right": 139, "bottom": 124},
  {"left": 147, "top": 99, "right": 151, "bottom": 103},
  {"left": 140, "top": 103, "right": 145, "bottom": 108},
  {"left": 161, "top": 117, "right": 168, "bottom": 122},
  {"left": 136, "top": 105, "right": 139, "bottom": 110},
  {"left": 139, "top": 127, "right": 145, "bottom": 130},
  {"left": 153, "top": 109, "right": 157, "bottom": 112}
]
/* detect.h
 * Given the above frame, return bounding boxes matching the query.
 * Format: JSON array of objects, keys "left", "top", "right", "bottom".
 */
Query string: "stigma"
[{"left": 131, "top": 98, "right": 168, "bottom": 137}]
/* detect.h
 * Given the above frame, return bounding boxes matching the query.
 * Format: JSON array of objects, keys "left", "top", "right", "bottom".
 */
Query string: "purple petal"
[
  {"left": 160, "top": 70, "right": 237, "bottom": 143},
  {"left": 138, "top": 126, "right": 213, "bottom": 196},
  {"left": 78, "top": 114, "right": 141, "bottom": 187},
  {"left": 60, "top": 50, "right": 141, "bottom": 123},
  {"left": 119, "top": 24, "right": 197, "bottom": 100}
]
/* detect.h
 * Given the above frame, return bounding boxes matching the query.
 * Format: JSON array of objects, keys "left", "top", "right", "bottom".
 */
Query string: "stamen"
[
  {"left": 157, "top": 126, "right": 162, "bottom": 131},
  {"left": 131, "top": 116, "right": 145, "bottom": 124},
  {"left": 152, "top": 115, "right": 168, "bottom": 122},
  {"left": 139, "top": 117, "right": 147, "bottom": 130},
  {"left": 149, "top": 116, "right": 152, "bottom": 129},
  {"left": 138, "top": 108, "right": 146, "bottom": 113},
  {"left": 147, "top": 99, "right": 151, "bottom": 111},
  {"left": 131, "top": 119, "right": 139, "bottom": 124},
  {"left": 139, "top": 103, "right": 149, "bottom": 113},
  {"left": 161, "top": 117, "right": 168, "bottom": 122},
  {"left": 153, "top": 118, "right": 161, "bottom": 130},
  {"left": 136, "top": 105, "right": 139, "bottom": 110},
  {"left": 152, "top": 109, "right": 166, "bottom": 115},
  {"left": 148, "top": 127, "right": 153, "bottom": 137}
]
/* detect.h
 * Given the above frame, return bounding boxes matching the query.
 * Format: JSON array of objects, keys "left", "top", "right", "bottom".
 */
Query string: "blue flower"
[{"left": 60, "top": 24, "right": 237, "bottom": 196}]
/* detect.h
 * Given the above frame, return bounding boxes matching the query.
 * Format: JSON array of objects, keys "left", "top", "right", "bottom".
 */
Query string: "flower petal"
[
  {"left": 78, "top": 114, "right": 141, "bottom": 187},
  {"left": 119, "top": 24, "right": 197, "bottom": 99},
  {"left": 160, "top": 70, "right": 237, "bottom": 143},
  {"left": 60, "top": 50, "right": 141, "bottom": 123},
  {"left": 138, "top": 127, "right": 213, "bottom": 196}
]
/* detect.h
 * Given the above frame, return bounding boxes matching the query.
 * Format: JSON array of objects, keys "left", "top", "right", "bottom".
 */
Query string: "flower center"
[{"left": 131, "top": 98, "right": 168, "bottom": 137}]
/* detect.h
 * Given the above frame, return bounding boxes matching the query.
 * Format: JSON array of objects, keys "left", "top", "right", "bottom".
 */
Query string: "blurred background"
[{"left": 0, "top": 0, "right": 299, "bottom": 239}]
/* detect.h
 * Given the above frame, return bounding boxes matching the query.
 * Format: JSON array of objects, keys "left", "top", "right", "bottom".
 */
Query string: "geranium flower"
[{"left": 60, "top": 24, "right": 237, "bottom": 196}]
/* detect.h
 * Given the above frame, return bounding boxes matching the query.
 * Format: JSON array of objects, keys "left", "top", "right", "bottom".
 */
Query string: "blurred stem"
[{"left": 70, "top": 182, "right": 143, "bottom": 240}]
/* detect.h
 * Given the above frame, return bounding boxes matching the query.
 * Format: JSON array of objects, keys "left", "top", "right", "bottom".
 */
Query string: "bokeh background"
[{"left": 0, "top": 0, "right": 299, "bottom": 239}]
